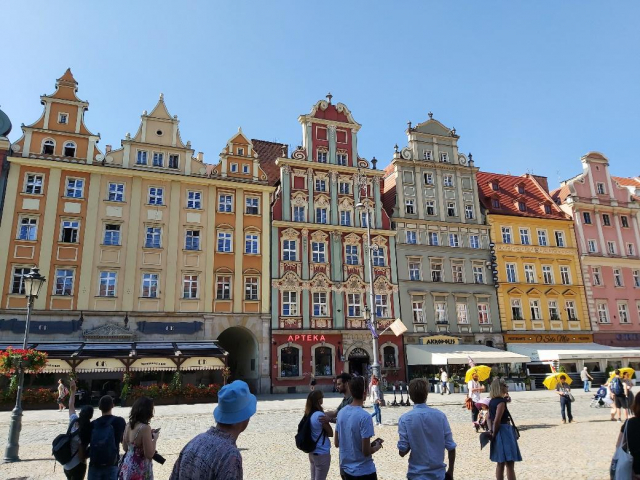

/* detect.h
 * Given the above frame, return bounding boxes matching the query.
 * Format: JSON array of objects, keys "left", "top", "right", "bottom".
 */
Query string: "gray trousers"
[{"left": 309, "top": 453, "right": 331, "bottom": 480}]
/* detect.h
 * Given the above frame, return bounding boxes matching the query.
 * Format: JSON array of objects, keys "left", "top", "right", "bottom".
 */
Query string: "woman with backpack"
[
  {"left": 118, "top": 397, "right": 159, "bottom": 480},
  {"left": 63, "top": 381, "right": 94, "bottom": 480},
  {"left": 304, "top": 390, "right": 333, "bottom": 480}
]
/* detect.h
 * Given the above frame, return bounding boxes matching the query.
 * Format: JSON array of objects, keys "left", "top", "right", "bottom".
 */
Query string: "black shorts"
[{"left": 614, "top": 395, "right": 628, "bottom": 409}]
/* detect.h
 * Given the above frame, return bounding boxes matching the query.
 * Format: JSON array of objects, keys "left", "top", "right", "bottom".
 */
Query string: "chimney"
[
  {"left": 105, "top": 145, "right": 112, "bottom": 153},
  {"left": 531, "top": 175, "right": 549, "bottom": 193},
  {"left": 197, "top": 152, "right": 204, "bottom": 162}
]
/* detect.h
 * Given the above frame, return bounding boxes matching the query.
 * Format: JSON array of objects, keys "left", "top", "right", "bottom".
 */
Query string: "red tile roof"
[
  {"left": 477, "top": 172, "right": 568, "bottom": 220},
  {"left": 253, "top": 139, "right": 287, "bottom": 186},
  {"left": 612, "top": 176, "right": 640, "bottom": 188},
  {"left": 550, "top": 184, "right": 571, "bottom": 204},
  {"left": 382, "top": 163, "right": 397, "bottom": 217}
]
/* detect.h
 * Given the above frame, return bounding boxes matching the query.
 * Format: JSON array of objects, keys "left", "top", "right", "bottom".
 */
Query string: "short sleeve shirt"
[
  {"left": 336, "top": 405, "right": 376, "bottom": 476},
  {"left": 310, "top": 411, "right": 330, "bottom": 455},
  {"left": 468, "top": 380, "right": 481, "bottom": 402},
  {"left": 63, "top": 413, "right": 81, "bottom": 471}
]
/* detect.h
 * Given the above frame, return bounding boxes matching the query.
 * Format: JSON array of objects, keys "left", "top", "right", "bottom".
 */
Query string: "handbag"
[
  {"left": 506, "top": 407, "right": 520, "bottom": 440},
  {"left": 567, "top": 393, "right": 575, "bottom": 402},
  {"left": 610, "top": 421, "right": 634, "bottom": 480}
]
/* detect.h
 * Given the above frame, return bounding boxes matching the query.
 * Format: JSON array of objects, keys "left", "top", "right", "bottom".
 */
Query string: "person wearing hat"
[{"left": 169, "top": 380, "right": 257, "bottom": 480}]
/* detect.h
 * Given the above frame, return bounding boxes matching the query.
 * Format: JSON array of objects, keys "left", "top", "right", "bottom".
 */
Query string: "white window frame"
[
  {"left": 217, "top": 231, "right": 233, "bottom": 253},
  {"left": 58, "top": 112, "right": 68, "bottom": 124},
  {"left": 449, "top": 233, "right": 460, "bottom": 247},
  {"left": 312, "top": 242, "right": 326, "bottom": 263},
  {"left": 425, "top": 200, "right": 436, "bottom": 216},
  {"left": 230, "top": 163, "right": 238, "bottom": 173},
  {"left": 18, "top": 216, "right": 38, "bottom": 241},
  {"left": 473, "top": 264, "right": 485, "bottom": 284},
  {"left": 548, "top": 300, "right": 560, "bottom": 320},
  {"left": 99, "top": 271, "right": 117, "bottom": 297},
  {"left": 244, "top": 276, "right": 259, "bottom": 300},
  {"left": 340, "top": 210, "right": 352, "bottom": 226},
  {"left": 183, "top": 274, "right": 199, "bottom": 299},
  {"left": 565, "top": 300, "right": 577, "bottom": 321},
  {"left": 42, "top": 138, "right": 55, "bottom": 155},
  {"left": 431, "top": 260, "right": 443, "bottom": 282},
  {"left": 63, "top": 141, "right": 76, "bottom": 157},
  {"left": 464, "top": 204, "right": 474, "bottom": 219},
  {"left": 245, "top": 233, "right": 259, "bottom": 254},
  {"left": 524, "top": 264, "right": 536, "bottom": 284},
  {"left": 148, "top": 187, "right": 164, "bottom": 205},
  {"left": 511, "top": 298, "right": 523, "bottom": 320},
  {"left": 537, "top": 229, "right": 548, "bottom": 246},
  {"left": 54, "top": 268, "right": 74, "bottom": 296},
  {"left": 429, "top": 232, "right": 439, "bottom": 246},
  {"left": 185, "top": 230, "right": 200, "bottom": 251},
  {"left": 555, "top": 231, "right": 566, "bottom": 247},
  {"left": 502, "top": 227, "right": 513, "bottom": 244},
  {"left": 216, "top": 275, "right": 232, "bottom": 300},
  {"left": 108, "top": 182, "right": 125, "bottom": 202},
  {"left": 443, "top": 174, "right": 454, "bottom": 187},
  {"left": 530, "top": 299, "right": 542, "bottom": 320},
  {"left": 408, "top": 260, "right": 421, "bottom": 281},
  {"left": 614, "top": 268, "right": 623, "bottom": 287},
  {"left": 375, "top": 294, "right": 390, "bottom": 318},
  {"left": 607, "top": 241, "right": 616, "bottom": 255},
  {"left": 542, "top": 265, "right": 554, "bottom": 284},
  {"left": 242, "top": 164, "right": 250, "bottom": 174},
  {"left": 345, "top": 245, "right": 359, "bottom": 265},
  {"left": 145, "top": 226, "right": 162, "bottom": 248},
  {"left": 434, "top": 299, "right": 447, "bottom": 323},
  {"left": 633, "top": 270, "right": 640, "bottom": 288},
  {"left": 312, "top": 292, "right": 328, "bottom": 317},
  {"left": 592, "top": 267, "right": 602, "bottom": 286},
  {"left": 187, "top": 190, "right": 202, "bottom": 209},
  {"left": 218, "top": 194, "right": 233, "bottom": 212},
  {"left": 618, "top": 302, "right": 630, "bottom": 324},
  {"left": 372, "top": 248, "right": 385, "bottom": 267},
  {"left": 65, "top": 177, "right": 84, "bottom": 198},
  {"left": 282, "top": 291, "right": 298, "bottom": 316},
  {"left": 151, "top": 152, "right": 164, "bottom": 168},
  {"left": 519, "top": 228, "right": 531, "bottom": 245},
  {"left": 406, "top": 230, "right": 417, "bottom": 244},
  {"left": 446, "top": 202, "right": 456, "bottom": 217},
  {"left": 412, "top": 299, "right": 425, "bottom": 323},
  {"left": 506, "top": 263, "right": 517, "bottom": 283},
  {"left": 283, "top": 240, "right": 297, "bottom": 261},
  {"left": 478, "top": 303, "right": 490, "bottom": 325},
  {"left": 587, "top": 240, "right": 597, "bottom": 253},
  {"left": 469, "top": 235, "right": 480, "bottom": 249},
  {"left": 424, "top": 172, "right": 434, "bottom": 184},
  {"left": 103, "top": 224, "right": 121, "bottom": 246},
  {"left": 597, "top": 302, "right": 609, "bottom": 323},
  {"left": 136, "top": 150, "right": 148, "bottom": 165},
  {"left": 25, "top": 174, "right": 44, "bottom": 194},
  {"left": 316, "top": 208, "right": 328, "bottom": 224},
  {"left": 560, "top": 266, "right": 571, "bottom": 285},
  {"left": 456, "top": 303, "right": 468, "bottom": 324},
  {"left": 60, "top": 220, "right": 80, "bottom": 243},
  {"left": 168, "top": 154, "right": 179, "bottom": 169},
  {"left": 293, "top": 205, "right": 306, "bottom": 222},
  {"left": 347, "top": 293, "right": 361, "bottom": 317}
]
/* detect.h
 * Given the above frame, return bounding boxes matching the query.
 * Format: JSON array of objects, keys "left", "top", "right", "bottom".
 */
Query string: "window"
[
  {"left": 511, "top": 299, "right": 523, "bottom": 320},
  {"left": 280, "top": 345, "right": 300, "bottom": 377},
  {"left": 469, "top": 235, "right": 480, "bottom": 249},
  {"left": 148, "top": 187, "right": 164, "bottom": 205},
  {"left": 465, "top": 205, "right": 474, "bottom": 219},
  {"left": 187, "top": 191, "right": 202, "bottom": 209},
  {"left": 245, "top": 277, "right": 259, "bottom": 300},
  {"left": 621, "top": 216, "right": 629, "bottom": 228},
  {"left": 537, "top": 229, "right": 548, "bottom": 246},
  {"left": 491, "top": 181, "right": 499, "bottom": 192},
  {"left": 566, "top": 301, "right": 577, "bottom": 321},
  {"left": 337, "top": 153, "right": 348, "bottom": 166},
  {"left": 340, "top": 210, "right": 352, "bottom": 226},
  {"left": 607, "top": 241, "right": 616, "bottom": 255},
  {"left": 506, "top": 263, "right": 517, "bottom": 283},
  {"left": 405, "top": 200, "right": 415, "bottom": 214},
  {"left": 345, "top": 245, "right": 358, "bottom": 265},
  {"left": 431, "top": 260, "right": 443, "bottom": 282},
  {"left": 627, "top": 244, "right": 636, "bottom": 256},
  {"left": 542, "top": 265, "right": 554, "bottom": 284},
  {"left": 183, "top": 275, "right": 199, "bottom": 299},
  {"left": 597, "top": 302, "right": 609, "bottom": 323},
  {"left": 339, "top": 182, "right": 350, "bottom": 194},
  {"left": 108, "top": 183, "right": 124, "bottom": 202},
  {"left": 347, "top": 294, "right": 361, "bottom": 317},
  {"left": 412, "top": 300, "right": 425, "bottom": 323},
  {"left": 492, "top": 198, "right": 501, "bottom": 209},
  {"left": 423, "top": 150, "right": 433, "bottom": 161},
  {"left": 316, "top": 208, "right": 328, "bottom": 224},
  {"left": 440, "top": 152, "right": 449, "bottom": 163},
  {"left": 426, "top": 201, "right": 436, "bottom": 216},
  {"left": 136, "top": 150, "right": 148, "bottom": 165},
  {"left": 217, "top": 232, "right": 232, "bottom": 252},
  {"left": 315, "top": 346, "right": 333, "bottom": 376},
  {"left": 456, "top": 303, "right": 468, "bottom": 324},
  {"left": 555, "top": 231, "right": 565, "bottom": 247},
  {"left": 429, "top": 232, "right": 439, "bottom": 246},
  {"left": 54, "top": 269, "right": 74, "bottom": 295},
  {"left": 618, "top": 302, "right": 630, "bottom": 324},
  {"left": 530, "top": 299, "right": 542, "bottom": 320},
  {"left": 216, "top": 276, "right": 231, "bottom": 300},
  {"left": 312, "top": 242, "right": 326, "bottom": 263},
  {"left": 168, "top": 154, "right": 179, "bottom": 169},
  {"left": 596, "top": 182, "right": 606, "bottom": 195},
  {"left": 524, "top": 264, "right": 536, "bottom": 284},
  {"left": 282, "top": 291, "right": 298, "bottom": 316},
  {"left": 63, "top": 142, "right": 76, "bottom": 157},
  {"left": 237, "top": 147, "right": 244, "bottom": 155},
  {"left": 452, "top": 263, "right": 464, "bottom": 283},
  {"left": 449, "top": 233, "right": 460, "bottom": 247},
  {"left": 313, "top": 292, "right": 328, "bottom": 316},
  {"left": 242, "top": 164, "right": 250, "bottom": 174},
  {"left": 519, "top": 228, "right": 530, "bottom": 245},
  {"left": 587, "top": 240, "right": 597, "bottom": 253},
  {"left": 548, "top": 300, "right": 560, "bottom": 320},
  {"left": 152, "top": 152, "right": 164, "bottom": 167},
  {"left": 315, "top": 179, "right": 327, "bottom": 192},
  {"left": 42, "top": 139, "right": 55, "bottom": 155},
  {"left": 218, "top": 194, "right": 233, "bottom": 212},
  {"left": 614, "top": 268, "right": 623, "bottom": 287},
  {"left": 293, "top": 206, "right": 306, "bottom": 222},
  {"left": 185, "top": 230, "right": 200, "bottom": 251},
  {"left": 443, "top": 175, "right": 454, "bottom": 187},
  {"left": 434, "top": 300, "right": 447, "bottom": 323},
  {"left": 361, "top": 212, "right": 369, "bottom": 227},
  {"left": 245, "top": 234, "right": 259, "bottom": 254},
  {"left": 424, "top": 172, "right": 434, "bottom": 184},
  {"left": 602, "top": 214, "right": 611, "bottom": 226},
  {"left": 18, "top": 217, "right": 38, "bottom": 241},
  {"left": 25, "top": 174, "right": 43, "bottom": 194},
  {"left": 61, "top": 220, "right": 80, "bottom": 243},
  {"left": 409, "top": 261, "right": 421, "bottom": 281},
  {"left": 447, "top": 202, "right": 456, "bottom": 217},
  {"left": 517, "top": 202, "right": 526, "bottom": 212},
  {"left": 65, "top": 178, "right": 84, "bottom": 198},
  {"left": 11, "top": 267, "right": 29, "bottom": 294},
  {"left": 283, "top": 240, "right": 297, "bottom": 261},
  {"left": 583, "top": 212, "right": 592, "bottom": 224},
  {"left": 478, "top": 303, "right": 490, "bottom": 324},
  {"left": 145, "top": 227, "right": 162, "bottom": 248},
  {"left": 372, "top": 248, "right": 385, "bottom": 266},
  {"left": 375, "top": 294, "right": 389, "bottom": 318},
  {"left": 99, "top": 271, "right": 117, "bottom": 297},
  {"left": 473, "top": 264, "right": 484, "bottom": 284},
  {"left": 317, "top": 151, "right": 327, "bottom": 163},
  {"left": 103, "top": 224, "right": 121, "bottom": 246},
  {"left": 383, "top": 346, "right": 397, "bottom": 369},
  {"left": 592, "top": 267, "right": 602, "bottom": 286},
  {"left": 633, "top": 270, "right": 640, "bottom": 288},
  {"left": 502, "top": 227, "right": 512, "bottom": 244},
  {"left": 58, "top": 113, "right": 68, "bottom": 124},
  {"left": 230, "top": 163, "right": 238, "bottom": 173},
  {"left": 560, "top": 266, "right": 571, "bottom": 285},
  {"left": 406, "top": 231, "right": 417, "bottom": 244}
]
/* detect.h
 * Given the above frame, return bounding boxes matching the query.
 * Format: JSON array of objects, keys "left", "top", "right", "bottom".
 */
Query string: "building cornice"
[
  {"left": 275, "top": 157, "right": 385, "bottom": 177},
  {"left": 391, "top": 158, "right": 478, "bottom": 173},
  {"left": 580, "top": 254, "right": 640, "bottom": 268},
  {"left": 272, "top": 220, "right": 396, "bottom": 236},
  {"left": 496, "top": 243, "right": 580, "bottom": 257}
]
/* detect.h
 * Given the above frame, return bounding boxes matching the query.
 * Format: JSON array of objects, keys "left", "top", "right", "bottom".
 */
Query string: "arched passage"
[{"left": 217, "top": 326, "right": 259, "bottom": 393}]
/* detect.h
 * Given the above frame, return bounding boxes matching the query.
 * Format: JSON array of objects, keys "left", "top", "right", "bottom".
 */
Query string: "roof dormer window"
[
  {"left": 492, "top": 197, "right": 501, "bottom": 209},
  {"left": 64, "top": 141, "right": 76, "bottom": 158},
  {"left": 42, "top": 139, "right": 55, "bottom": 155},
  {"left": 516, "top": 183, "right": 525, "bottom": 195},
  {"left": 543, "top": 204, "right": 552, "bottom": 214},
  {"left": 491, "top": 181, "right": 499, "bottom": 192},
  {"left": 517, "top": 201, "right": 526, "bottom": 212},
  {"left": 237, "top": 147, "right": 244, "bottom": 156}
]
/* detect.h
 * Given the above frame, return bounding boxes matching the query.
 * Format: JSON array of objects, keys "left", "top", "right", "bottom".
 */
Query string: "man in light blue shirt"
[{"left": 397, "top": 378, "right": 456, "bottom": 480}]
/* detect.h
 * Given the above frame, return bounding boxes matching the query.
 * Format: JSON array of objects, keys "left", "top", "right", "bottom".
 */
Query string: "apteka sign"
[{"left": 286, "top": 334, "right": 326, "bottom": 343}]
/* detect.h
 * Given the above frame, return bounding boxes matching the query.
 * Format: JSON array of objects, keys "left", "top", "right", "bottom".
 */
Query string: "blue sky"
[{"left": 2, "top": 1, "right": 639, "bottom": 185}]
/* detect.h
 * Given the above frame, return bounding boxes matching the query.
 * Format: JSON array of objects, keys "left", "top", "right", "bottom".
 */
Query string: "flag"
[
  {"left": 389, "top": 318, "right": 408, "bottom": 336},
  {"left": 367, "top": 321, "right": 379, "bottom": 339},
  {"left": 468, "top": 356, "right": 476, "bottom": 368}
]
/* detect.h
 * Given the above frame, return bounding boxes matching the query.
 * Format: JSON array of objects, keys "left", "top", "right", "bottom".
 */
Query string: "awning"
[
  {"left": 406, "top": 344, "right": 531, "bottom": 366},
  {"left": 507, "top": 343, "right": 640, "bottom": 362},
  {"left": 181, "top": 356, "right": 225, "bottom": 371},
  {"left": 42, "top": 359, "right": 72, "bottom": 373},
  {"left": 76, "top": 358, "right": 126, "bottom": 373},
  {"left": 130, "top": 357, "right": 177, "bottom": 372}
]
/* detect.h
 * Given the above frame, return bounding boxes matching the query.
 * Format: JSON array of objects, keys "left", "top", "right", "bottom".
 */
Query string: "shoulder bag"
[{"left": 610, "top": 420, "right": 634, "bottom": 480}]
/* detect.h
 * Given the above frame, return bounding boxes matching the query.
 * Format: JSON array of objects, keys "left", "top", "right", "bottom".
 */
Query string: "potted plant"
[
  {"left": 524, "top": 376, "right": 532, "bottom": 391},
  {"left": 120, "top": 373, "right": 133, "bottom": 407},
  {"left": 0, "top": 347, "right": 47, "bottom": 375}
]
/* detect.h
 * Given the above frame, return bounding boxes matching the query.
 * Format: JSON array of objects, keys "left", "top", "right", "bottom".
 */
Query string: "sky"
[{"left": 1, "top": 1, "right": 639, "bottom": 187}]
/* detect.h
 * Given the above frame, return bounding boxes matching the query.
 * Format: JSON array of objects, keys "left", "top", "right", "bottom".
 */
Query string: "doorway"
[
  {"left": 348, "top": 347, "right": 370, "bottom": 376},
  {"left": 217, "top": 326, "right": 259, "bottom": 393}
]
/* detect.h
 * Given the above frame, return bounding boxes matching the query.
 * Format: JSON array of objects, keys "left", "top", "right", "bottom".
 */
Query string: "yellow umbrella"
[
  {"left": 465, "top": 365, "right": 492, "bottom": 383},
  {"left": 609, "top": 367, "right": 635, "bottom": 379},
  {"left": 543, "top": 372, "right": 573, "bottom": 390}
]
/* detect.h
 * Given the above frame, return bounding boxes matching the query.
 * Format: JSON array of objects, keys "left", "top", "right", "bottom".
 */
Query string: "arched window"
[
  {"left": 314, "top": 345, "right": 333, "bottom": 377},
  {"left": 64, "top": 141, "right": 76, "bottom": 157},
  {"left": 42, "top": 139, "right": 55, "bottom": 155},
  {"left": 280, "top": 345, "right": 300, "bottom": 377},
  {"left": 383, "top": 345, "right": 397, "bottom": 368}
]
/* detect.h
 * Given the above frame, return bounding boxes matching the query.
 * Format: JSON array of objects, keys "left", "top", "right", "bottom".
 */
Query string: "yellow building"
[{"left": 477, "top": 172, "right": 590, "bottom": 334}]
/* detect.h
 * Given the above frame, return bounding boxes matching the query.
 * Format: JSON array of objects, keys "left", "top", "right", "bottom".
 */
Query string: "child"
[{"left": 474, "top": 398, "right": 491, "bottom": 432}]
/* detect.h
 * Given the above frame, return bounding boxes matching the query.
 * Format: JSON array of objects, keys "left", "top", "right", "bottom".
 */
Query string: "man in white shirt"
[
  {"left": 439, "top": 368, "right": 450, "bottom": 395},
  {"left": 580, "top": 367, "right": 593, "bottom": 392},
  {"left": 467, "top": 372, "right": 483, "bottom": 425}
]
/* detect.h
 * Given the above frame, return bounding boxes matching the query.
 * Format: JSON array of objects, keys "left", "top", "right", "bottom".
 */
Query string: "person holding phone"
[{"left": 118, "top": 396, "right": 158, "bottom": 480}]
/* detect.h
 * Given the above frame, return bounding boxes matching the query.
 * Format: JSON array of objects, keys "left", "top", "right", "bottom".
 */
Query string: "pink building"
[{"left": 553, "top": 152, "right": 640, "bottom": 349}]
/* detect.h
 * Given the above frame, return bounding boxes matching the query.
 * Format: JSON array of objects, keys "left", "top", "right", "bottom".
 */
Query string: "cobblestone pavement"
[{"left": 0, "top": 389, "right": 622, "bottom": 480}]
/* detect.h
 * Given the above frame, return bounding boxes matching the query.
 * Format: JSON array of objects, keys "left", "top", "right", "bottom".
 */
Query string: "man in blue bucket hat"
[{"left": 170, "top": 380, "right": 257, "bottom": 480}]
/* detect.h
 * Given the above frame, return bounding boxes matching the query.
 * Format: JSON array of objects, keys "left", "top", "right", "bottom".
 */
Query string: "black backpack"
[
  {"left": 89, "top": 417, "right": 118, "bottom": 467},
  {"left": 52, "top": 422, "right": 78, "bottom": 465},
  {"left": 611, "top": 377, "right": 625, "bottom": 396},
  {"left": 295, "top": 414, "right": 325, "bottom": 453}
]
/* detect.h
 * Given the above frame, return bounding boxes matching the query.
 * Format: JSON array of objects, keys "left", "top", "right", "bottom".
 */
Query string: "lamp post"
[{"left": 3, "top": 267, "right": 46, "bottom": 463}]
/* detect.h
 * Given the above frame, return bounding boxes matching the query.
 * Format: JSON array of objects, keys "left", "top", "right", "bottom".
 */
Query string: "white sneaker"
[
  {"left": 375, "top": 422, "right": 380, "bottom": 426},
  {"left": 618, "top": 419, "right": 622, "bottom": 423}
]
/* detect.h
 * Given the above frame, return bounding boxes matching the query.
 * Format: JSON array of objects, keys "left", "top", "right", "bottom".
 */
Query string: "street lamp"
[{"left": 4, "top": 267, "right": 46, "bottom": 463}]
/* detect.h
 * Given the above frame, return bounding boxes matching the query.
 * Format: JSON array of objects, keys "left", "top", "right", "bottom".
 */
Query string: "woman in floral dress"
[{"left": 119, "top": 397, "right": 159, "bottom": 480}]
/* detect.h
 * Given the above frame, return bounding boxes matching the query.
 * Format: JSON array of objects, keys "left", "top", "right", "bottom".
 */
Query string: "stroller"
[{"left": 589, "top": 385, "right": 609, "bottom": 408}]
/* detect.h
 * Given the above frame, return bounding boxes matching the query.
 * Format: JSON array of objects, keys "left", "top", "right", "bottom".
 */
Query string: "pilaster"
[
  {"left": 122, "top": 177, "right": 142, "bottom": 311},
  {"left": 282, "top": 167, "right": 291, "bottom": 221},
  {"left": 328, "top": 126, "right": 337, "bottom": 164},
  {"left": 204, "top": 185, "right": 216, "bottom": 312},
  {"left": 0, "top": 165, "right": 21, "bottom": 299},
  {"left": 76, "top": 172, "right": 101, "bottom": 309},
  {"left": 233, "top": 190, "right": 243, "bottom": 312},
  {"left": 163, "top": 181, "right": 181, "bottom": 312},
  {"left": 261, "top": 191, "right": 270, "bottom": 314}
]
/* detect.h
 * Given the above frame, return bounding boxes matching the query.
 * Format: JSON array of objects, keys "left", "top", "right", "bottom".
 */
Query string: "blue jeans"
[
  {"left": 87, "top": 464, "right": 118, "bottom": 480},
  {"left": 560, "top": 395, "right": 573, "bottom": 421},
  {"left": 441, "top": 382, "right": 449, "bottom": 394},
  {"left": 583, "top": 380, "right": 590, "bottom": 392},
  {"left": 371, "top": 403, "right": 381, "bottom": 424}
]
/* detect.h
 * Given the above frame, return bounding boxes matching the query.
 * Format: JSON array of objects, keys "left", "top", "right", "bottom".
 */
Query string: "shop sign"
[
  {"left": 504, "top": 334, "right": 593, "bottom": 344},
  {"left": 420, "top": 335, "right": 459, "bottom": 345},
  {"left": 615, "top": 333, "right": 640, "bottom": 343},
  {"left": 181, "top": 357, "right": 225, "bottom": 371},
  {"left": 286, "top": 334, "right": 326, "bottom": 343},
  {"left": 130, "top": 357, "right": 176, "bottom": 372},
  {"left": 76, "top": 358, "right": 126, "bottom": 373},
  {"left": 42, "top": 359, "right": 72, "bottom": 373}
]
